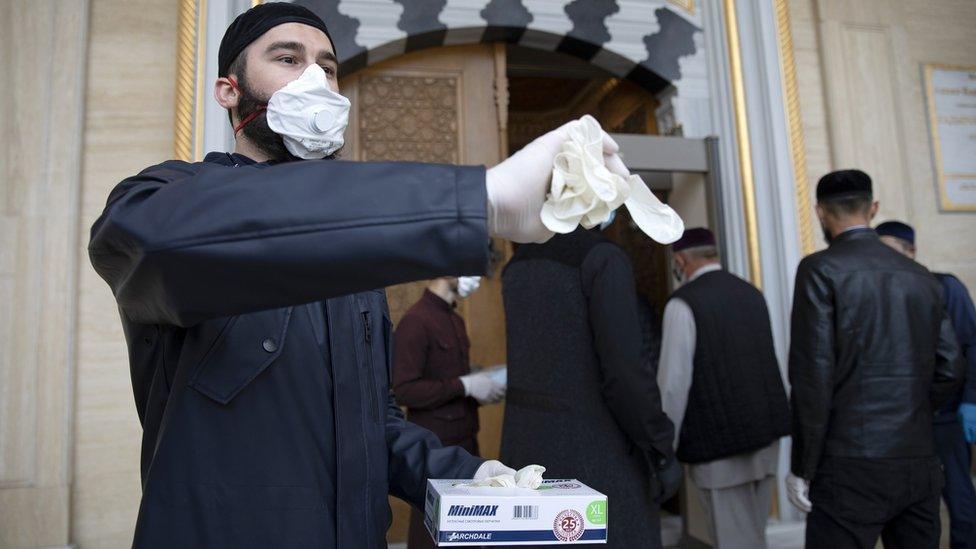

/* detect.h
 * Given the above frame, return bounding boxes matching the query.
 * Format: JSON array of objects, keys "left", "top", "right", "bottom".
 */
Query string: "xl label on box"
[{"left": 424, "top": 479, "right": 608, "bottom": 546}]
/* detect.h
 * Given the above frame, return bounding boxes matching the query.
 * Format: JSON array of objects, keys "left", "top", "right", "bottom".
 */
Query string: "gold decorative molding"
[
  {"left": 667, "top": 0, "right": 696, "bottom": 15},
  {"left": 174, "top": 0, "right": 198, "bottom": 162},
  {"left": 493, "top": 43, "right": 509, "bottom": 158},
  {"left": 774, "top": 0, "right": 816, "bottom": 255},
  {"left": 194, "top": 0, "right": 208, "bottom": 161},
  {"left": 722, "top": 0, "right": 762, "bottom": 288}
]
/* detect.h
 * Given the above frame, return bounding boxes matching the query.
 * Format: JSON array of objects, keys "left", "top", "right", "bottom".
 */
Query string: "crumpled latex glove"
[
  {"left": 541, "top": 115, "right": 684, "bottom": 244},
  {"left": 459, "top": 371, "right": 505, "bottom": 405},
  {"left": 959, "top": 403, "right": 976, "bottom": 443},
  {"left": 786, "top": 472, "right": 812, "bottom": 513},
  {"left": 468, "top": 463, "right": 546, "bottom": 489},
  {"left": 487, "top": 119, "right": 619, "bottom": 243},
  {"left": 514, "top": 464, "right": 546, "bottom": 488}
]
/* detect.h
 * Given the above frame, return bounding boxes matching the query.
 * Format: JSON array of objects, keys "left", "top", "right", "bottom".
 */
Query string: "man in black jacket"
[
  {"left": 787, "top": 170, "right": 963, "bottom": 549},
  {"left": 86, "top": 4, "right": 623, "bottom": 547},
  {"left": 500, "top": 228, "right": 681, "bottom": 549}
]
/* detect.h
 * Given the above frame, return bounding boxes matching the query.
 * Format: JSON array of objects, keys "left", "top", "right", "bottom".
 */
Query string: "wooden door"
[{"left": 340, "top": 44, "right": 510, "bottom": 544}]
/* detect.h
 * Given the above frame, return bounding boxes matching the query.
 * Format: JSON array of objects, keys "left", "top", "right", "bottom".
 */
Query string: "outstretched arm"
[{"left": 89, "top": 159, "right": 488, "bottom": 326}]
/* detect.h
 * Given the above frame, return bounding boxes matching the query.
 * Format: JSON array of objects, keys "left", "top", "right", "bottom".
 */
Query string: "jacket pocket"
[
  {"left": 189, "top": 307, "right": 292, "bottom": 404},
  {"left": 357, "top": 294, "right": 385, "bottom": 424}
]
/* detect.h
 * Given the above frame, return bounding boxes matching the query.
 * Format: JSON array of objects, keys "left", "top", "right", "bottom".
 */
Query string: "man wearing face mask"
[
  {"left": 658, "top": 228, "right": 789, "bottom": 549},
  {"left": 84, "top": 3, "right": 625, "bottom": 547},
  {"left": 393, "top": 276, "right": 503, "bottom": 549},
  {"left": 787, "top": 170, "right": 963, "bottom": 548}
]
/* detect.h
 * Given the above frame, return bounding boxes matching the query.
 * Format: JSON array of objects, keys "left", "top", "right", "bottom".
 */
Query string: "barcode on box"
[{"left": 512, "top": 505, "right": 539, "bottom": 520}]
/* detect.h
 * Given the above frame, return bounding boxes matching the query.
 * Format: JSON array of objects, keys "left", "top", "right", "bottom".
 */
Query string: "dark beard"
[
  {"left": 821, "top": 224, "right": 834, "bottom": 245},
  {"left": 235, "top": 77, "right": 292, "bottom": 162},
  {"left": 235, "top": 74, "right": 344, "bottom": 162}
]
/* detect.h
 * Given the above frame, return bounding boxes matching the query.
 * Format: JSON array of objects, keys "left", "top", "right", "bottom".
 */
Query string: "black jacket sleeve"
[
  {"left": 942, "top": 275, "right": 976, "bottom": 404},
  {"left": 788, "top": 256, "right": 835, "bottom": 480},
  {"left": 931, "top": 311, "right": 965, "bottom": 409},
  {"left": 88, "top": 158, "right": 489, "bottom": 326},
  {"left": 385, "top": 391, "right": 484, "bottom": 508},
  {"left": 582, "top": 243, "right": 676, "bottom": 465}
]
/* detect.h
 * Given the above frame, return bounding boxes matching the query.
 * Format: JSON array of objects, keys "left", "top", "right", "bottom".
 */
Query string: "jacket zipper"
[{"left": 362, "top": 311, "right": 379, "bottom": 423}]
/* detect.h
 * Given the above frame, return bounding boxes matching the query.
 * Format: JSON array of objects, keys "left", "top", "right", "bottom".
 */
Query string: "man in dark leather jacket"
[
  {"left": 86, "top": 4, "right": 617, "bottom": 547},
  {"left": 787, "top": 170, "right": 963, "bottom": 549}
]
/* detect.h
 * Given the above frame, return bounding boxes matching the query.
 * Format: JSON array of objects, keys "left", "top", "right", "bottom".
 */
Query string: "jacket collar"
[
  {"left": 422, "top": 289, "right": 455, "bottom": 312},
  {"left": 203, "top": 151, "right": 260, "bottom": 167},
  {"left": 689, "top": 263, "right": 722, "bottom": 282},
  {"left": 833, "top": 226, "right": 875, "bottom": 242},
  {"left": 203, "top": 151, "right": 298, "bottom": 168}
]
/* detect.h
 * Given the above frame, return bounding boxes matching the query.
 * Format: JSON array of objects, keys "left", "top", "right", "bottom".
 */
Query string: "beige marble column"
[
  {"left": 0, "top": 1, "right": 89, "bottom": 547},
  {"left": 71, "top": 0, "right": 179, "bottom": 547}
]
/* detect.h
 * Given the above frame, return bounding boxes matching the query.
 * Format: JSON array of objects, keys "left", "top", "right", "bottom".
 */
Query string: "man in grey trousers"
[{"left": 658, "top": 227, "right": 791, "bottom": 549}]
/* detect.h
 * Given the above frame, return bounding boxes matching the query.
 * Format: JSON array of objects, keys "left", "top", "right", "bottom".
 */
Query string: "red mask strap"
[
  {"left": 227, "top": 77, "right": 267, "bottom": 135},
  {"left": 233, "top": 107, "right": 266, "bottom": 135}
]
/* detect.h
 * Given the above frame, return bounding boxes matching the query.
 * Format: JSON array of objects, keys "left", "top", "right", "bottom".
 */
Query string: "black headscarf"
[{"left": 218, "top": 2, "right": 335, "bottom": 77}]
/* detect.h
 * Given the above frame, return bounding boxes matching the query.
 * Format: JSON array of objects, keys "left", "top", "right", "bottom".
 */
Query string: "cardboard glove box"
[{"left": 425, "top": 479, "right": 608, "bottom": 546}]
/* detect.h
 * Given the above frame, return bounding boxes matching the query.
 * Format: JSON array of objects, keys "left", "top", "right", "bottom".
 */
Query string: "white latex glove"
[
  {"left": 786, "top": 472, "right": 812, "bottom": 513},
  {"left": 457, "top": 276, "right": 481, "bottom": 298},
  {"left": 473, "top": 460, "right": 517, "bottom": 481},
  {"left": 487, "top": 119, "right": 619, "bottom": 243},
  {"left": 514, "top": 464, "right": 545, "bottom": 488},
  {"left": 540, "top": 126, "right": 683, "bottom": 244},
  {"left": 469, "top": 463, "right": 545, "bottom": 489},
  {"left": 459, "top": 372, "right": 505, "bottom": 404}
]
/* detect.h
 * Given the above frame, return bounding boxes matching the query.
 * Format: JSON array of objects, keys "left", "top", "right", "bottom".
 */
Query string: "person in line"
[
  {"left": 658, "top": 227, "right": 790, "bottom": 549},
  {"left": 393, "top": 276, "right": 504, "bottom": 549},
  {"left": 787, "top": 170, "right": 963, "bottom": 549},
  {"left": 499, "top": 226, "right": 681, "bottom": 549},
  {"left": 87, "top": 4, "right": 624, "bottom": 546},
  {"left": 877, "top": 220, "right": 976, "bottom": 549}
]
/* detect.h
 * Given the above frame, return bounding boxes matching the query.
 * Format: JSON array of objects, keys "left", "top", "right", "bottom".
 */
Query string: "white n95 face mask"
[
  {"left": 457, "top": 276, "right": 481, "bottom": 298},
  {"left": 266, "top": 64, "right": 350, "bottom": 160}
]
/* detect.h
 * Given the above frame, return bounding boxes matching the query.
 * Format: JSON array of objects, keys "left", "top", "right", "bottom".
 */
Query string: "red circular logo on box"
[{"left": 553, "top": 509, "right": 585, "bottom": 542}]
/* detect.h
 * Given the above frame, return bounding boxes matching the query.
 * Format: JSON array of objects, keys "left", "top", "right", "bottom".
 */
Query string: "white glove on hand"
[
  {"left": 486, "top": 119, "right": 619, "bottom": 243},
  {"left": 459, "top": 372, "right": 505, "bottom": 404},
  {"left": 473, "top": 460, "right": 517, "bottom": 481},
  {"left": 786, "top": 472, "right": 812, "bottom": 513}
]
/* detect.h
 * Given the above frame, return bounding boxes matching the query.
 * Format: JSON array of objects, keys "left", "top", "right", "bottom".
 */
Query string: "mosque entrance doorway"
[{"left": 341, "top": 43, "right": 728, "bottom": 546}]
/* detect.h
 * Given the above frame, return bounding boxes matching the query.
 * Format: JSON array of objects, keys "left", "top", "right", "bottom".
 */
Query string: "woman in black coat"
[{"left": 500, "top": 228, "right": 681, "bottom": 548}]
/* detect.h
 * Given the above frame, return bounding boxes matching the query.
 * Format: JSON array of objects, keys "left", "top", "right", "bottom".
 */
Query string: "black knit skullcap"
[
  {"left": 672, "top": 227, "right": 716, "bottom": 252},
  {"left": 816, "top": 169, "right": 873, "bottom": 202},
  {"left": 218, "top": 2, "right": 335, "bottom": 77},
  {"left": 875, "top": 221, "right": 915, "bottom": 246}
]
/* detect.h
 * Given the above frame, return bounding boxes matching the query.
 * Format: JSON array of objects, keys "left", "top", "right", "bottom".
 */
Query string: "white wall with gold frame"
[{"left": 924, "top": 63, "right": 976, "bottom": 212}]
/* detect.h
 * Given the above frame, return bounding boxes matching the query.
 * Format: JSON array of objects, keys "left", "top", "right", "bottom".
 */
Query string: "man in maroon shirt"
[{"left": 394, "top": 276, "right": 504, "bottom": 549}]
